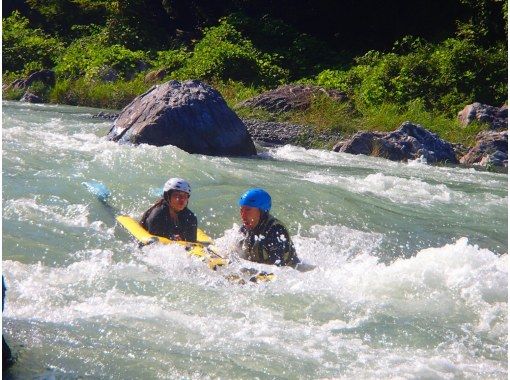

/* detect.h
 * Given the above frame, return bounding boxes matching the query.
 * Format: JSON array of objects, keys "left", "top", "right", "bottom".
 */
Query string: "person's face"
[
  {"left": 169, "top": 190, "right": 189, "bottom": 212},
  {"left": 240, "top": 206, "right": 261, "bottom": 230}
]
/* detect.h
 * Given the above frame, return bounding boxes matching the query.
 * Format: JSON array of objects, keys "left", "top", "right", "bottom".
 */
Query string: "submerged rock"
[
  {"left": 333, "top": 122, "right": 458, "bottom": 164},
  {"left": 107, "top": 80, "right": 256, "bottom": 156},
  {"left": 460, "top": 130, "right": 508, "bottom": 168}
]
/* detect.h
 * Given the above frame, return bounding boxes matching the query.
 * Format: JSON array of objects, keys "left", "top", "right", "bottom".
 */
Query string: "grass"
[
  {"left": 49, "top": 76, "right": 151, "bottom": 109},
  {"left": 359, "top": 100, "right": 488, "bottom": 146}
]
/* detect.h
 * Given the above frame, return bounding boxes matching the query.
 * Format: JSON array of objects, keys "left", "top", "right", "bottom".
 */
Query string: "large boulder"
[
  {"left": 107, "top": 80, "right": 257, "bottom": 156},
  {"left": 333, "top": 122, "right": 458, "bottom": 164},
  {"left": 460, "top": 130, "right": 507, "bottom": 168},
  {"left": 238, "top": 84, "right": 347, "bottom": 112},
  {"left": 458, "top": 102, "right": 507, "bottom": 130}
]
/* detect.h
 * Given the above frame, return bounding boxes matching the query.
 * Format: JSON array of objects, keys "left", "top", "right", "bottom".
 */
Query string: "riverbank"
[
  {"left": 1, "top": 74, "right": 497, "bottom": 147},
  {"left": 9, "top": 73, "right": 505, "bottom": 171},
  {"left": 5, "top": 74, "right": 507, "bottom": 172}
]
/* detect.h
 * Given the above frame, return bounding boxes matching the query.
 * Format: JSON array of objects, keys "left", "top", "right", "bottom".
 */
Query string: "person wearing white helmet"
[{"left": 140, "top": 178, "right": 197, "bottom": 242}]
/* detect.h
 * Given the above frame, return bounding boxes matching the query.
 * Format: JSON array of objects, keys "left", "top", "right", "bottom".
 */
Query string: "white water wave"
[
  {"left": 267, "top": 144, "right": 507, "bottom": 188},
  {"left": 303, "top": 171, "right": 453, "bottom": 204},
  {"left": 4, "top": 197, "right": 90, "bottom": 227}
]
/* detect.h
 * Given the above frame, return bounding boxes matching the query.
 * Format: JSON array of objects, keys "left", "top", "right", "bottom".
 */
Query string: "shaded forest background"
[{"left": 2, "top": 0, "right": 508, "bottom": 145}]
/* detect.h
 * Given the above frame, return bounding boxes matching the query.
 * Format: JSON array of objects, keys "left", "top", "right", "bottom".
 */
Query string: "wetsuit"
[
  {"left": 140, "top": 200, "right": 197, "bottom": 242},
  {"left": 239, "top": 213, "right": 300, "bottom": 267}
]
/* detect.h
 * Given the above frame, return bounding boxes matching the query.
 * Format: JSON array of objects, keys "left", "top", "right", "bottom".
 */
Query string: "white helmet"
[{"left": 163, "top": 178, "right": 191, "bottom": 195}]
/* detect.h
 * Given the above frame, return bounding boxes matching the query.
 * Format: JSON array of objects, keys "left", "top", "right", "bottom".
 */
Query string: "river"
[{"left": 2, "top": 101, "right": 507, "bottom": 379}]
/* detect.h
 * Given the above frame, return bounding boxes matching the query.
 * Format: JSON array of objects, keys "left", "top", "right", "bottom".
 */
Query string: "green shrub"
[
  {"left": 224, "top": 13, "right": 341, "bottom": 80},
  {"left": 2, "top": 86, "right": 25, "bottom": 101},
  {"left": 175, "top": 19, "right": 288, "bottom": 86},
  {"left": 152, "top": 49, "right": 191, "bottom": 72},
  {"left": 2, "top": 11, "right": 64, "bottom": 73},
  {"left": 55, "top": 33, "right": 150, "bottom": 80},
  {"left": 26, "top": 80, "right": 51, "bottom": 102},
  {"left": 314, "top": 36, "right": 508, "bottom": 115}
]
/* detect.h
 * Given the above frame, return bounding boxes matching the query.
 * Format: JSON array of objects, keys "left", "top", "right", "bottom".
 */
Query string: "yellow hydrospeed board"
[
  {"left": 116, "top": 215, "right": 225, "bottom": 269},
  {"left": 116, "top": 215, "right": 274, "bottom": 282}
]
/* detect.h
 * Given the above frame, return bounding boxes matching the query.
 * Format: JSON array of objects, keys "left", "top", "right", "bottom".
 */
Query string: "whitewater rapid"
[{"left": 2, "top": 101, "right": 507, "bottom": 379}]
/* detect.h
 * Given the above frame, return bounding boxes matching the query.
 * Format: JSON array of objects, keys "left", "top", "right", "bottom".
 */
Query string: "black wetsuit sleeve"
[{"left": 263, "top": 224, "right": 293, "bottom": 266}]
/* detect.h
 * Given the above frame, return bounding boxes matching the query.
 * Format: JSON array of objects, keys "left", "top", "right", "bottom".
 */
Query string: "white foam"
[
  {"left": 4, "top": 197, "right": 90, "bottom": 227},
  {"left": 303, "top": 171, "right": 453, "bottom": 204}
]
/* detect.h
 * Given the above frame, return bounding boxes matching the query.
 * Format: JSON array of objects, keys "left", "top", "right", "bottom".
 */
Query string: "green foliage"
[
  {"left": 314, "top": 36, "right": 507, "bottom": 116},
  {"left": 152, "top": 49, "right": 191, "bottom": 72},
  {"left": 54, "top": 32, "right": 150, "bottom": 80},
  {"left": 224, "top": 13, "right": 342, "bottom": 80},
  {"left": 24, "top": 0, "right": 109, "bottom": 40},
  {"left": 456, "top": 0, "right": 507, "bottom": 46},
  {"left": 2, "top": 86, "right": 25, "bottom": 101},
  {"left": 212, "top": 79, "right": 260, "bottom": 108},
  {"left": 2, "top": 11, "right": 64, "bottom": 73},
  {"left": 103, "top": 0, "right": 175, "bottom": 51},
  {"left": 175, "top": 19, "right": 289, "bottom": 86},
  {"left": 27, "top": 80, "right": 52, "bottom": 102},
  {"left": 289, "top": 94, "right": 359, "bottom": 135}
]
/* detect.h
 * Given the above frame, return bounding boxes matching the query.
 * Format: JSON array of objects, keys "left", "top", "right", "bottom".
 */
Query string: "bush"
[
  {"left": 224, "top": 13, "right": 341, "bottom": 80},
  {"left": 314, "top": 36, "right": 508, "bottom": 115},
  {"left": 54, "top": 32, "right": 150, "bottom": 80},
  {"left": 2, "top": 11, "right": 64, "bottom": 74},
  {"left": 152, "top": 49, "right": 191, "bottom": 72},
  {"left": 175, "top": 19, "right": 288, "bottom": 86}
]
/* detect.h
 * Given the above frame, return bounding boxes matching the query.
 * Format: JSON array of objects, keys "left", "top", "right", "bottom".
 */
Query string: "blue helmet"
[{"left": 238, "top": 188, "right": 271, "bottom": 212}]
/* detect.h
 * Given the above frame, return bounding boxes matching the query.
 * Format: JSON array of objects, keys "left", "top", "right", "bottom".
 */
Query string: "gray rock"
[
  {"left": 20, "top": 92, "right": 43, "bottom": 103},
  {"left": 93, "top": 112, "right": 119, "bottom": 120},
  {"left": 458, "top": 102, "right": 508, "bottom": 130},
  {"left": 107, "top": 80, "right": 257, "bottom": 156},
  {"left": 243, "top": 119, "right": 342, "bottom": 148},
  {"left": 333, "top": 122, "right": 458, "bottom": 164},
  {"left": 144, "top": 69, "right": 170, "bottom": 84},
  {"left": 460, "top": 130, "right": 507, "bottom": 168},
  {"left": 238, "top": 84, "right": 347, "bottom": 112},
  {"left": 25, "top": 69, "right": 56, "bottom": 88},
  {"left": 97, "top": 66, "right": 119, "bottom": 82},
  {"left": 243, "top": 119, "right": 305, "bottom": 146},
  {"left": 4, "top": 69, "right": 55, "bottom": 92}
]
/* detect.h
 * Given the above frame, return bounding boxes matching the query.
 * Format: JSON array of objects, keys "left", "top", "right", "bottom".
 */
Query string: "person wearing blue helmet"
[{"left": 238, "top": 188, "right": 300, "bottom": 267}]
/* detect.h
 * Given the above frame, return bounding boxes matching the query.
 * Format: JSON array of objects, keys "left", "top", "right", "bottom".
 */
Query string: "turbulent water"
[{"left": 2, "top": 100, "right": 507, "bottom": 379}]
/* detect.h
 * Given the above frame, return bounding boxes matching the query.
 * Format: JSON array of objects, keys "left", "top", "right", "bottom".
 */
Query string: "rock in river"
[
  {"left": 107, "top": 80, "right": 256, "bottom": 156},
  {"left": 333, "top": 122, "right": 458, "bottom": 164}
]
